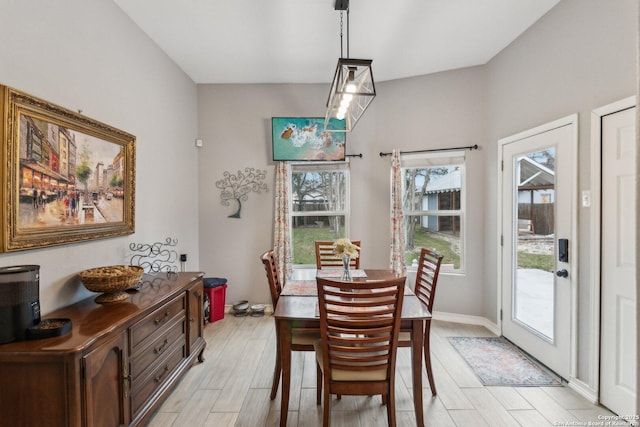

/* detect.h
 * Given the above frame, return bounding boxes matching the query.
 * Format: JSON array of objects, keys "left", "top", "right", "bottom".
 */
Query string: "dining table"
[{"left": 273, "top": 268, "right": 431, "bottom": 427}]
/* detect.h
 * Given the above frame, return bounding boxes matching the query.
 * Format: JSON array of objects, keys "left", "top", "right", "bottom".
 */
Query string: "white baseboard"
[
  {"left": 566, "top": 377, "right": 599, "bottom": 404},
  {"left": 432, "top": 310, "right": 501, "bottom": 336}
]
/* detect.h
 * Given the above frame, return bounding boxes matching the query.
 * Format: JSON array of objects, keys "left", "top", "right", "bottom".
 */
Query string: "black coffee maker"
[{"left": 0, "top": 265, "right": 41, "bottom": 343}]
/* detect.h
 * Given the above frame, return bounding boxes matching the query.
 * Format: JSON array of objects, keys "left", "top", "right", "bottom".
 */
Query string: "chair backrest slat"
[
  {"left": 317, "top": 276, "right": 405, "bottom": 377},
  {"left": 315, "top": 241, "right": 361, "bottom": 269},
  {"left": 260, "top": 250, "right": 282, "bottom": 308},
  {"left": 414, "top": 248, "right": 444, "bottom": 312}
]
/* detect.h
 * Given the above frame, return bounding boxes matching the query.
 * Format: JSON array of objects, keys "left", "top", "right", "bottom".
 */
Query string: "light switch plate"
[{"left": 195, "top": 139, "right": 203, "bottom": 147}]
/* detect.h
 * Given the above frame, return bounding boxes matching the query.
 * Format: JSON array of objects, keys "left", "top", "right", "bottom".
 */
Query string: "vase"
[{"left": 341, "top": 255, "right": 352, "bottom": 281}]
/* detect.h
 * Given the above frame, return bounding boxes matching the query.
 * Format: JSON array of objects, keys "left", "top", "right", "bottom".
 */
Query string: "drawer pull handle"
[
  {"left": 154, "top": 311, "right": 170, "bottom": 324},
  {"left": 154, "top": 338, "right": 170, "bottom": 354},
  {"left": 155, "top": 365, "right": 170, "bottom": 382}
]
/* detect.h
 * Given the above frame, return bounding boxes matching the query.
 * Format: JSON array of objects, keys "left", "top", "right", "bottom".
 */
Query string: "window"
[
  {"left": 400, "top": 152, "right": 465, "bottom": 273},
  {"left": 290, "top": 162, "right": 350, "bottom": 266}
]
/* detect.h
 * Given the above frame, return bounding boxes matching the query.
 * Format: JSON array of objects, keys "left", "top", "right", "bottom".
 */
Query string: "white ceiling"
[{"left": 113, "top": 0, "right": 561, "bottom": 84}]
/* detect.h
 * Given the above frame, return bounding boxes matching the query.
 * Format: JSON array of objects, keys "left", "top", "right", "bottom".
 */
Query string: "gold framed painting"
[{"left": 0, "top": 86, "right": 135, "bottom": 252}]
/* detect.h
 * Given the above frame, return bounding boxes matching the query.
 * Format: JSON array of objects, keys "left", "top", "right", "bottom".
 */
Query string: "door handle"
[{"left": 556, "top": 269, "right": 568, "bottom": 278}]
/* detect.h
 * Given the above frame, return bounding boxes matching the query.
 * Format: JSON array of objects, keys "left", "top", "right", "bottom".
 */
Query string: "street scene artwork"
[
  {"left": 272, "top": 117, "right": 346, "bottom": 161},
  {"left": 1, "top": 86, "right": 135, "bottom": 252},
  {"left": 18, "top": 112, "right": 126, "bottom": 229}
]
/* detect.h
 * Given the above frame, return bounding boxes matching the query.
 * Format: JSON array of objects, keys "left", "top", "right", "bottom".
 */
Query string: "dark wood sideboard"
[{"left": 0, "top": 271, "right": 206, "bottom": 427}]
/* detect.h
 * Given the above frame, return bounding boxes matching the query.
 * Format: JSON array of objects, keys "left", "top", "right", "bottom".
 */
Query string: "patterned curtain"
[
  {"left": 389, "top": 149, "right": 406, "bottom": 275},
  {"left": 273, "top": 161, "right": 292, "bottom": 280}
]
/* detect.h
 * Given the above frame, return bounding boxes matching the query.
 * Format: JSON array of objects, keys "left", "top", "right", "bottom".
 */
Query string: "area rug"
[{"left": 448, "top": 336, "right": 561, "bottom": 386}]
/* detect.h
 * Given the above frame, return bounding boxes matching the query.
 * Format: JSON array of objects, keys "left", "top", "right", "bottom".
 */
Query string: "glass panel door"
[
  {"left": 513, "top": 148, "right": 555, "bottom": 340},
  {"left": 500, "top": 117, "right": 575, "bottom": 379}
]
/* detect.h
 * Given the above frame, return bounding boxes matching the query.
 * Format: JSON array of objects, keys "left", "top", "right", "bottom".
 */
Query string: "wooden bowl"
[{"left": 78, "top": 265, "right": 144, "bottom": 303}]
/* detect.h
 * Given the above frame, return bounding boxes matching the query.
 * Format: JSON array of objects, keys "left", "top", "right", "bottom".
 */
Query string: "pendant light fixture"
[{"left": 324, "top": 0, "right": 375, "bottom": 133}]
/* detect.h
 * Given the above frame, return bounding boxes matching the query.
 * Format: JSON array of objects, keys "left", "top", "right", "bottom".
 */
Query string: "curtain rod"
[
  {"left": 379, "top": 144, "right": 478, "bottom": 157},
  {"left": 346, "top": 153, "right": 363, "bottom": 158}
]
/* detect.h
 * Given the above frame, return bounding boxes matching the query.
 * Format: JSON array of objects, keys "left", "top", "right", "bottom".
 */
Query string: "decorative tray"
[{"left": 26, "top": 318, "right": 72, "bottom": 340}]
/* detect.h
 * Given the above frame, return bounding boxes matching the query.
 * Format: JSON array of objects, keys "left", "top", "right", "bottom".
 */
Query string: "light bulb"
[
  {"left": 338, "top": 105, "right": 347, "bottom": 115},
  {"left": 345, "top": 83, "right": 357, "bottom": 93},
  {"left": 340, "top": 98, "right": 350, "bottom": 108},
  {"left": 343, "top": 93, "right": 353, "bottom": 102},
  {"left": 336, "top": 111, "right": 345, "bottom": 120}
]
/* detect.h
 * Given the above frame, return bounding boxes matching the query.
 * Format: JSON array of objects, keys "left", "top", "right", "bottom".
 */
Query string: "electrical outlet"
[{"left": 180, "top": 254, "right": 187, "bottom": 262}]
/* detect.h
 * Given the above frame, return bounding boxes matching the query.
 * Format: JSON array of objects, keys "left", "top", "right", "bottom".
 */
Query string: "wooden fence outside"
[{"left": 518, "top": 203, "right": 554, "bottom": 235}]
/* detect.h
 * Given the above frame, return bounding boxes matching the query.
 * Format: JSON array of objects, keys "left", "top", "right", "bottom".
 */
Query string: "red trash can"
[{"left": 203, "top": 277, "right": 227, "bottom": 324}]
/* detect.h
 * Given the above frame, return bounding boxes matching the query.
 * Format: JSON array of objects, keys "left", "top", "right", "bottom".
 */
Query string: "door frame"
[
  {"left": 590, "top": 95, "right": 636, "bottom": 402},
  {"left": 497, "top": 113, "right": 579, "bottom": 378}
]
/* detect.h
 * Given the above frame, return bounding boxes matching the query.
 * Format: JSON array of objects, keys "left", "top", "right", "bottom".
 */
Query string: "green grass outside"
[
  {"left": 293, "top": 226, "right": 462, "bottom": 268},
  {"left": 292, "top": 226, "right": 342, "bottom": 265},
  {"left": 293, "top": 226, "right": 552, "bottom": 270},
  {"left": 406, "top": 229, "right": 460, "bottom": 268},
  {"left": 517, "top": 252, "right": 554, "bottom": 272}
]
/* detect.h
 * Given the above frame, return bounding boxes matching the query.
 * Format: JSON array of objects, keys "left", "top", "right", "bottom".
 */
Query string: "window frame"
[
  {"left": 400, "top": 151, "right": 466, "bottom": 275},
  {"left": 290, "top": 161, "right": 351, "bottom": 268}
]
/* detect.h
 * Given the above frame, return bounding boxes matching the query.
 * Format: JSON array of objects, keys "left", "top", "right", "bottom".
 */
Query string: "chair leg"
[
  {"left": 387, "top": 387, "right": 396, "bottom": 427},
  {"left": 323, "top": 381, "right": 331, "bottom": 427},
  {"left": 423, "top": 321, "right": 437, "bottom": 396},
  {"left": 316, "top": 362, "right": 322, "bottom": 405},
  {"left": 270, "top": 329, "right": 282, "bottom": 400}
]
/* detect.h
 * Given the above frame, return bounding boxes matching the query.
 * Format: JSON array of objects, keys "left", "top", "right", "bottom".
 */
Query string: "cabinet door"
[
  {"left": 83, "top": 332, "right": 130, "bottom": 427},
  {"left": 187, "top": 280, "right": 204, "bottom": 357}
]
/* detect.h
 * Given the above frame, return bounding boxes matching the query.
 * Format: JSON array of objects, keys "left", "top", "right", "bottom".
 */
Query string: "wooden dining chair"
[
  {"left": 314, "top": 240, "right": 361, "bottom": 269},
  {"left": 260, "top": 250, "right": 319, "bottom": 400},
  {"left": 398, "top": 247, "right": 444, "bottom": 396},
  {"left": 315, "top": 276, "right": 406, "bottom": 427}
]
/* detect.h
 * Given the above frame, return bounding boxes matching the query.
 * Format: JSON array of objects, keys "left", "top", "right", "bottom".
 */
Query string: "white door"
[
  {"left": 500, "top": 116, "right": 577, "bottom": 379},
  {"left": 600, "top": 106, "right": 636, "bottom": 415}
]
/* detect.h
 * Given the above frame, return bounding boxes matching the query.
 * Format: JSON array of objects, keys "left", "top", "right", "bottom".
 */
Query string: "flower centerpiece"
[{"left": 333, "top": 238, "right": 360, "bottom": 281}]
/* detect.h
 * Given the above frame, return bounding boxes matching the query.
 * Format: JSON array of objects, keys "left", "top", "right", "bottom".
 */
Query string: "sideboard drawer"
[
  {"left": 130, "top": 294, "right": 185, "bottom": 352},
  {"left": 130, "top": 317, "right": 185, "bottom": 381},
  {"left": 131, "top": 342, "right": 186, "bottom": 418}
]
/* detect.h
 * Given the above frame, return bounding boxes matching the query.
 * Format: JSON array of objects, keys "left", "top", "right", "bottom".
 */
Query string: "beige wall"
[
  {"left": 198, "top": 84, "right": 335, "bottom": 306},
  {"left": 0, "top": 0, "right": 200, "bottom": 313}
]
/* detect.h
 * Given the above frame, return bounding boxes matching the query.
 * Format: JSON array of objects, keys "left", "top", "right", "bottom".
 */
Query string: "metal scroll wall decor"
[
  {"left": 129, "top": 237, "right": 179, "bottom": 273},
  {"left": 215, "top": 168, "right": 268, "bottom": 218}
]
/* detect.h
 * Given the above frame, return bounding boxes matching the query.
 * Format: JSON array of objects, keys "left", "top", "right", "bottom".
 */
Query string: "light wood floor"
[{"left": 145, "top": 315, "right": 618, "bottom": 427}]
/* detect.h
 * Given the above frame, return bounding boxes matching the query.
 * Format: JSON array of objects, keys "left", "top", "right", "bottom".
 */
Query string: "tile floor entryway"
[{"left": 145, "top": 315, "right": 619, "bottom": 427}]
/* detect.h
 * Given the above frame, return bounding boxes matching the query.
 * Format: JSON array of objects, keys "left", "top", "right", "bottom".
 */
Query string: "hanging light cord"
[
  {"left": 339, "top": 8, "right": 350, "bottom": 59},
  {"left": 346, "top": 7, "right": 350, "bottom": 58},
  {"left": 339, "top": 10, "right": 344, "bottom": 58}
]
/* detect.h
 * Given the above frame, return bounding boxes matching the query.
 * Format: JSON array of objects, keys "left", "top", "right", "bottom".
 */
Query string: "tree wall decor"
[{"left": 216, "top": 167, "right": 268, "bottom": 218}]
